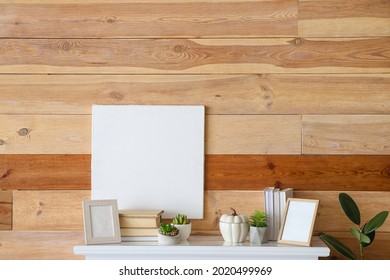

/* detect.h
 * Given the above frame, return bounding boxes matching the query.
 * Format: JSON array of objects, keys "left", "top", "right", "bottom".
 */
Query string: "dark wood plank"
[
  {"left": 0, "top": 1, "right": 297, "bottom": 38},
  {"left": 2, "top": 74, "right": 389, "bottom": 115},
  {"left": 0, "top": 190, "right": 12, "bottom": 230},
  {"left": 205, "top": 155, "right": 390, "bottom": 191},
  {"left": 0, "top": 155, "right": 90, "bottom": 190},
  {"left": 0, "top": 38, "right": 388, "bottom": 74},
  {"left": 3, "top": 154, "right": 390, "bottom": 191}
]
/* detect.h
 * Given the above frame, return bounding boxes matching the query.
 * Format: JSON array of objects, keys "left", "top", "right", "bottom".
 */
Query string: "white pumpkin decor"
[{"left": 219, "top": 208, "right": 249, "bottom": 243}]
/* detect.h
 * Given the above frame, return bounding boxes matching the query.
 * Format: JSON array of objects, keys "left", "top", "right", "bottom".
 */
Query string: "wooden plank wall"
[{"left": 0, "top": 0, "right": 389, "bottom": 260}]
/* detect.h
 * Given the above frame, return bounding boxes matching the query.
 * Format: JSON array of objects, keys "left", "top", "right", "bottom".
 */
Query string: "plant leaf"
[
  {"left": 349, "top": 228, "right": 370, "bottom": 244},
  {"left": 339, "top": 193, "right": 360, "bottom": 225},
  {"left": 362, "top": 211, "right": 389, "bottom": 234},
  {"left": 362, "top": 230, "right": 376, "bottom": 248},
  {"left": 320, "top": 233, "right": 357, "bottom": 260}
]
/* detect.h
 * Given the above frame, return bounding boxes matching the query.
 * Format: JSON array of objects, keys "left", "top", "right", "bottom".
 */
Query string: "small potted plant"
[
  {"left": 172, "top": 214, "right": 191, "bottom": 241},
  {"left": 249, "top": 210, "right": 268, "bottom": 244},
  {"left": 157, "top": 223, "right": 180, "bottom": 245}
]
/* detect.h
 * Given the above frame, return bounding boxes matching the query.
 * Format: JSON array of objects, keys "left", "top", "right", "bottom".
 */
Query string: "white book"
[
  {"left": 273, "top": 188, "right": 280, "bottom": 240},
  {"left": 263, "top": 187, "right": 275, "bottom": 240},
  {"left": 279, "top": 188, "right": 294, "bottom": 227}
]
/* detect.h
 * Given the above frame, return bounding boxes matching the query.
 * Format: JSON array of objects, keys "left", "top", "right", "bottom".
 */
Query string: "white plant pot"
[
  {"left": 173, "top": 223, "right": 192, "bottom": 241},
  {"left": 249, "top": 226, "right": 268, "bottom": 245},
  {"left": 157, "top": 232, "right": 181, "bottom": 245}
]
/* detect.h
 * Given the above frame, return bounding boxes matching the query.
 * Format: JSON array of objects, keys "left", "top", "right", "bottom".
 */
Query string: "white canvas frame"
[
  {"left": 82, "top": 199, "right": 121, "bottom": 245},
  {"left": 277, "top": 198, "right": 319, "bottom": 246}
]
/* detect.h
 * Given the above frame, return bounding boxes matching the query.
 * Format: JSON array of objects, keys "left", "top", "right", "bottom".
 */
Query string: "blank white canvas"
[{"left": 91, "top": 105, "right": 205, "bottom": 218}]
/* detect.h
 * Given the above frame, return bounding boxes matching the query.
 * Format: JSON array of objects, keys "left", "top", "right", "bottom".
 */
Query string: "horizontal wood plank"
[
  {"left": 0, "top": 155, "right": 90, "bottom": 190},
  {"left": 0, "top": 230, "right": 84, "bottom": 260},
  {"left": 0, "top": 115, "right": 301, "bottom": 154},
  {"left": 299, "top": 0, "right": 390, "bottom": 37},
  {"left": 0, "top": 38, "right": 389, "bottom": 74},
  {"left": 0, "top": 1, "right": 297, "bottom": 38},
  {"left": 0, "top": 115, "right": 91, "bottom": 154},
  {"left": 206, "top": 115, "right": 301, "bottom": 154},
  {"left": 303, "top": 115, "right": 390, "bottom": 155},
  {"left": 1, "top": 74, "right": 389, "bottom": 115},
  {"left": 205, "top": 155, "right": 390, "bottom": 191},
  {"left": 12, "top": 190, "right": 390, "bottom": 235},
  {"left": 12, "top": 190, "right": 90, "bottom": 230},
  {"left": 3, "top": 154, "right": 389, "bottom": 191},
  {"left": 0, "top": 190, "right": 12, "bottom": 230}
]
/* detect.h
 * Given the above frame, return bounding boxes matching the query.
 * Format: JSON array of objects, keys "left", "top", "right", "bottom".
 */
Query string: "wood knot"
[
  {"left": 266, "top": 102, "right": 274, "bottom": 109},
  {"left": 39, "top": 202, "right": 44, "bottom": 207},
  {"left": 17, "top": 128, "right": 30, "bottom": 136},
  {"left": 14, "top": 19, "right": 21, "bottom": 25},
  {"left": 215, "top": 94, "right": 222, "bottom": 98},
  {"left": 0, "top": 139, "right": 5, "bottom": 145},
  {"left": 59, "top": 41, "right": 71, "bottom": 51},
  {"left": 267, "top": 162, "right": 275, "bottom": 170},
  {"left": 274, "top": 180, "right": 283, "bottom": 188},
  {"left": 0, "top": 169, "right": 12, "bottom": 180},
  {"left": 109, "top": 91, "right": 124, "bottom": 101},
  {"left": 294, "top": 38, "right": 301, "bottom": 46},
  {"left": 105, "top": 16, "right": 117, "bottom": 24},
  {"left": 174, "top": 45, "right": 184, "bottom": 53},
  {"left": 36, "top": 210, "right": 42, "bottom": 216}
]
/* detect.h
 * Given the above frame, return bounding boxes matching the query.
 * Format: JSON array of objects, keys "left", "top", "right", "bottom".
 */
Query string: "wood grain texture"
[
  {"left": 12, "top": 190, "right": 90, "bottom": 230},
  {"left": 0, "top": 230, "right": 84, "bottom": 260},
  {"left": 321, "top": 232, "right": 390, "bottom": 260},
  {"left": 0, "top": 1, "right": 297, "bottom": 38},
  {"left": 0, "top": 191, "right": 12, "bottom": 230},
  {"left": 0, "top": 38, "right": 389, "bottom": 74},
  {"left": 206, "top": 115, "right": 301, "bottom": 154},
  {"left": 194, "top": 190, "right": 390, "bottom": 233},
  {"left": 13, "top": 190, "right": 389, "bottom": 234},
  {"left": 0, "top": 115, "right": 301, "bottom": 154},
  {"left": 0, "top": 155, "right": 90, "bottom": 190},
  {"left": 299, "top": 0, "right": 390, "bottom": 37},
  {"left": 1, "top": 74, "right": 389, "bottom": 115},
  {"left": 303, "top": 115, "right": 390, "bottom": 155},
  {"left": 205, "top": 155, "right": 390, "bottom": 191},
  {"left": 3, "top": 154, "right": 389, "bottom": 191},
  {"left": 0, "top": 115, "right": 91, "bottom": 154}
]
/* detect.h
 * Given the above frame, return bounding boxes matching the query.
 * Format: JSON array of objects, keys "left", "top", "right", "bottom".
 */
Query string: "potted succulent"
[
  {"left": 172, "top": 214, "right": 191, "bottom": 241},
  {"left": 219, "top": 207, "right": 249, "bottom": 243},
  {"left": 249, "top": 210, "right": 268, "bottom": 244},
  {"left": 157, "top": 223, "right": 181, "bottom": 245}
]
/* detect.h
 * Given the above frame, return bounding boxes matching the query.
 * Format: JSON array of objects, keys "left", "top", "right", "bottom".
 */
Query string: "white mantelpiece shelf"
[{"left": 74, "top": 236, "right": 329, "bottom": 260}]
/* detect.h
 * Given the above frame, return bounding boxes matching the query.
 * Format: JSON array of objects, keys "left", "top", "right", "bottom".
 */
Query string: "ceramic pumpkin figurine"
[{"left": 219, "top": 207, "right": 249, "bottom": 243}]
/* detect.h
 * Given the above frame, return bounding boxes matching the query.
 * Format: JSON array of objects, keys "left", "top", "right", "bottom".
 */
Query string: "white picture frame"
[
  {"left": 82, "top": 199, "right": 121, "bottom": 245},
  {"left": 277, "top": 198, "right": 319, "bottom": 246}
]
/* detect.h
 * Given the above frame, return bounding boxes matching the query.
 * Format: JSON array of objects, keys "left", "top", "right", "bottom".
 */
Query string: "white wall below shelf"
[{"left": 74, "top": 236, "right": 330, "bottom": 260}]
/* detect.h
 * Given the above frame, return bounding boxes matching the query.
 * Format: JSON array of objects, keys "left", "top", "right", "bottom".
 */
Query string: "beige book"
[
  {"left": 119, "top": 217, "right": 161, "bottom": 228},
  {"left": 120, "top": 227, "right": 159, "bottom": 237}
]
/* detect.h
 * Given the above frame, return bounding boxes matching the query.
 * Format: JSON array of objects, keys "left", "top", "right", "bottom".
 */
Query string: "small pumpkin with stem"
[{"left": 219, "top": 207, "right": 249, "bottom": 243}]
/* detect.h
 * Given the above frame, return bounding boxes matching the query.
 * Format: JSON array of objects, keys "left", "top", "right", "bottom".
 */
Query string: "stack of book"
[
  {"left": 264, "top": 187, "right": 293, "bottom": 240},
  {"left": 119, "top": 210, "right": 164, "bottom": 241}
]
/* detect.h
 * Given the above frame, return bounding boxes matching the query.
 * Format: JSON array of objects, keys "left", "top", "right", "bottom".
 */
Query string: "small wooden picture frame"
[
  {"left": 82, "top": 199, "right": 121, "bottom": 245},
  {"left": 277, "top": 198, "right": 319, "bottom": 246}
]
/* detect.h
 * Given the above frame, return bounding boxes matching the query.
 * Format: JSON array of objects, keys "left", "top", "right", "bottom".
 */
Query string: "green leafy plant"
[
  {"left": 320, "top": 193, "right": 388, "bottom": 260},
  {"left": 172, "top": 214, "right": 190, "bottom": 225},
  {"left": 159, "top": 223, "right": 179, "bottom": 236},
  {"left": 249, "top": 210, "right": 267, "bottom": 228}
]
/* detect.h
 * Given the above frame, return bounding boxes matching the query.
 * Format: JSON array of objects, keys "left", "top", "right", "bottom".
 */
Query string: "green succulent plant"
[
  {"left": 249, "top": 210, "right": 267, "bottom": 228},
  {"left": 159, "top": 223, "right": 179, "bottom": 236},
  {"left": 320, "top": 193, "right": 388, "bottom": 260},
  {"left": 172, "top": 214, "right": 190, "bottom": 225}
]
